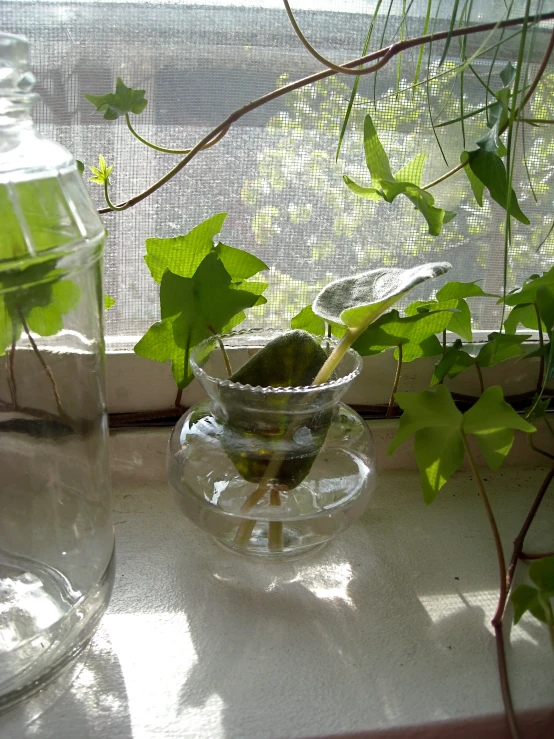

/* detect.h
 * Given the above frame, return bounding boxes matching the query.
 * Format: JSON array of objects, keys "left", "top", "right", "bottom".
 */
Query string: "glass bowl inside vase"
[{"left": 167, "top": 329, "right": 376, "bottom": 559}]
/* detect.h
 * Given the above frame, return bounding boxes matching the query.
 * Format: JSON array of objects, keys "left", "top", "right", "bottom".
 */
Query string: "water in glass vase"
[{"left": 167, "top": 330, "right": 377, "bottom": 559}]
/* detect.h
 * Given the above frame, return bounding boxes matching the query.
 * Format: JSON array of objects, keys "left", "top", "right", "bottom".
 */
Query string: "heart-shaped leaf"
[
  {"left": 313, "top": 262, "right": 451, "bottom": 330},
  {"left": 230, "top": 330, "right": 328, "bottom": 388}
]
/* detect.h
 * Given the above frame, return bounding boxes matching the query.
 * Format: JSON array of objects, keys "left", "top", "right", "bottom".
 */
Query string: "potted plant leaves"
[{"left": 164, "top": 251, "right": 451, "bottom": 557}]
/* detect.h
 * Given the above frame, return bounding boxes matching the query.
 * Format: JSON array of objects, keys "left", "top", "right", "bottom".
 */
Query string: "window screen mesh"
[{"left": 3, "top": 0, "right": 553, "bottom": 338}]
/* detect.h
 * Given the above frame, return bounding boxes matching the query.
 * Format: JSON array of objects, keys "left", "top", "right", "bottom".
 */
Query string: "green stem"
[
  {"left": 534, "top": 302, "right": 545, "bottom": 393},
  {"left": 413, "top": 0, "right": 432, "bottom": 90},
  {"left": 125, "top": 113, "right": 229, "bottom": 155},
  {"left": 97, "top": 10, "right": 554, "bottom": 214},
  {"left": 521, "top": 117, "right": 554, "bottom": 125},
  {"left": 386, "top": 345, "right": 403, "bottom": 419},
  {"left": 125, "top": 114, "right": 193, "bottom": 154},
  {"left": 103, "top": 179, "right": 127, "bottom": 211},
  {"left": 462, "top": 431, "right": 519, "bottom": 739},
  {"left": 234, "top": 480, "right": 274, "bottom": 548},
  {"left": 422, "top": 24, "right": 554, "bottom": 192},
  {"left": 442, "top": 329, "right": 447, "bottom": 357},
  {"left": 312, "top": 326, "right": 362, "bottom": 385}
]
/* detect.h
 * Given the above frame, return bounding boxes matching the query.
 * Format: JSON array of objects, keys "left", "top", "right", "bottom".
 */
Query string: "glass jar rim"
[{"left": 189, "top": 327, "right": 362, "bottom": 395}]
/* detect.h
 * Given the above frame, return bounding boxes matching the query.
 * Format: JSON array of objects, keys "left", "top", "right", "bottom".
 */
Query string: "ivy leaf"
[
  {"left": 503, "top": 266, "right": 554, "bottom": 306},
  {"left": 488, "top": 89, "right": 511, "bottom": 132},
  {"left": 388, "top": 385, "right": 464, "bottom": 503},
  {"left": 89, "top": 155, "right": 113, "bottom": 186},
  {"left": 395, "top": 153, "right": 426, "bottom": 187},
  {"left": 343, "top": 175, "right": 382, "bottom": 201},
  {"left": 402, "top": 185, "right": 457, "bottom": 237},
  {"left": 84, "top": 78, "right": 148, "bottom": 120},
  {"left": 500, "top": 61, "right": 517, "bottom": 88},
  {"left": 144, "top": 213, "right": 227, "bottom": 283},
  {"left": 476, "top": 121, "right": 507, "bottom": 157},
  {"left": 511, "top": 584, "right": 547, "bottom": 624},
  {"left": 536, "top": 286, "right": 554, "bottom": 332},
  {"left": 461, "top": 151, "right": 485, "bottom": 207},
  {"left": 353, "top": 306, "right": 454, "bottom": 362},
  {"left": 463, "top": 386, "right": 536, "bottom": 470},
  {"left": 291, "top": 305, "right": 326, "bottom": 335},
  {"left": 414, "top": 426, "right": 465, "bottom": 504},
  {"left": 351, "top": 310, "right": 406, "bottom": 356},
  {"left": 134, "top": 253, "right": 260, "bottom": 388},
  {"left": 397, "top": 335, "right": 443, "bottom": 362},
  {"left": 504, "top": 303, "right": 541, "bottom": 333},
  {"left": 477, "top": 332, "right": 531, "bottom": 368},
  {"left": 431, "top": 340, "right": 475, "bottom": 385},
  {"left": 446, "top": 298, "right": 472, "bottom": 342},
  {"left": 344, "top": 114, "right": 456, "bottom": 236},
  {"left": 388, "top": 385, "right": 463, "bottom": 454},
  {"left": 467, "top": 149, "right": 529, "bottom": 225},
  {"left": 214, "top": 242, "right": 268, "bottom": 280},
  {"left": 436, "top": 281, "right": 496, "bottom": 301},
  {"left": 529, "top": 556, "right": 554, "bottom": 593},
  {"left": 363, "top": 112, "right": 395, "bottom": 183},
  {"left": 230, "top": 280, "right": 268, "bottom": 308},
  {"left": 415, "top": 281, "right": 496, "bottom": 343},
  {"left": 313, "top": 262, "right": 451, "bottom": 330},
  {"left": 525, "top": 395, "right": 551, "bottom": 423},
  {"left": 104, "top": 294, "right": 115, "bottom": 310},
  {"left": 25, "top": 280, "right": 80, "bottom": 336}
]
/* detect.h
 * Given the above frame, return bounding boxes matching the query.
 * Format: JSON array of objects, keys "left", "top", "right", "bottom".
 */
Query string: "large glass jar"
[
  {"left": 0, "top": 34, "right": 114, "bottom": 709},
  {"left": 168, "top": 330, "right": 376, "bottom": 558}
]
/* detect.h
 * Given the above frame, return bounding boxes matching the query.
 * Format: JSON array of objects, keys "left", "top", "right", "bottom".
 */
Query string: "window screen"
[{"left": 3, "top": 0, "right": 553, "bottom": 340}]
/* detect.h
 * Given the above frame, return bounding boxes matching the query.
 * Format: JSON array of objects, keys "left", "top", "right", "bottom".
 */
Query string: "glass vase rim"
[{"left": 189, "top": 327, "right": 362, "bottom": 395}]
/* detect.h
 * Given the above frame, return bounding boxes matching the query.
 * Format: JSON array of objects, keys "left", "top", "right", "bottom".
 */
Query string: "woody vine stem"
[{"left": 97, "top": 6, "right": 554, "bottom": 215}]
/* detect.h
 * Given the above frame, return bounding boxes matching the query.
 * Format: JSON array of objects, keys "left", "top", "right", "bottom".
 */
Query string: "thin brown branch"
[
  {"left": 98, "top": 9, "right": 554, "bottom": 214},
  {"left": 175, "top": 387, "right": 183, "bottom": 409},
  {"left": 386, "top": 344, "right": 403, "bottom": 419},
  {"left": 18, "top": 310, "right": 65, "bottom": 419},
  {"left": 506, "top": 464, "right": 554, "bottom": 590},
  {"left": 528, "top": 435, "right": 554, "bottom": 462},
  {"left": 462, "top": 431, "right": 519, "bottom": 739},
  {"left": 422, "top": 25, "right": 554, "bottom": 191},
  {"left": 283, "top": 0, "right": 379, "bottom": 76},
  {"left": 476, "top": 363, "right": 485, "bottom": 395}
]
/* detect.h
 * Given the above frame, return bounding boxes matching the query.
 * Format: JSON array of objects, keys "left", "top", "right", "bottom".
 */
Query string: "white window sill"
[{"left": 1, "top": 427, "right": 553, "bottom": 738}]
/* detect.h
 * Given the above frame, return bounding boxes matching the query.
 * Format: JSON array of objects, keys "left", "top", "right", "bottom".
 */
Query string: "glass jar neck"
[{"left": 0, "top": 94, "right": 37, "bottom": 128}]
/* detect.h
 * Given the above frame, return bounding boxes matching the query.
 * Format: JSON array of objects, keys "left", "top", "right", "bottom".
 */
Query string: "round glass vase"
[{"left": 167, "top": 330, "right": 376, "bottom": 559}]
